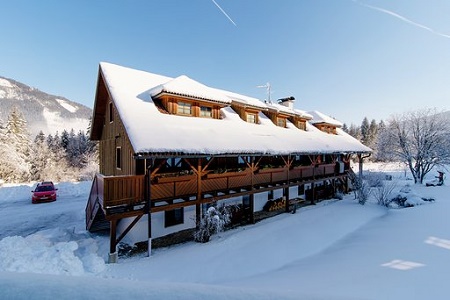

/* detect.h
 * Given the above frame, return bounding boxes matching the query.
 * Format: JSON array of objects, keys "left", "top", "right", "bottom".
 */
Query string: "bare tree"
[
  {"left": 380, "top": 108, "right": 450, "bottom": 184},
  {"left": 373, "top": 180, "right": 397, "bottom": 207}
]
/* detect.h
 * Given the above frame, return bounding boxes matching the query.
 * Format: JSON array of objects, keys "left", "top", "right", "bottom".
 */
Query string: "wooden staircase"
[{"left": 86, "top": 174, "right": 109, "bottom": 232}]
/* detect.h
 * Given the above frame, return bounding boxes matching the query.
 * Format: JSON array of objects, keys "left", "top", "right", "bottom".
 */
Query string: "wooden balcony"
[{"left": 86, "top": 163, "right": 342, "bottom": 225}]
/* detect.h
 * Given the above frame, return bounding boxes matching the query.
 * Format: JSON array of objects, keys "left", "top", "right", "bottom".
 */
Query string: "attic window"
[
  {"left": 109, "top": 102, "right": 114, "bottom": 123},
  {"left": 200, "top": 106, "right": 212, "bottom": 118},
  {"left": 277, "top": 118, "right": 286, "bottom": 128},
  {"left": 246, "top": 113, "right": 257, "bottom": 124},
  {"left": 177, "top": 101, "right": 192, "bottom": 115},
  {"left": 297, "top": 121, "right": 306, "bottom": 131}
]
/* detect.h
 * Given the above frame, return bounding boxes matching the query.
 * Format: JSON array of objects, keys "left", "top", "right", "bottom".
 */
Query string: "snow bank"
[
  {"left": 0, "top": 230, "right": 105, "bottom": 276},
  {"left": 1, "top": 165, "right": 450, "bottom": 299}
]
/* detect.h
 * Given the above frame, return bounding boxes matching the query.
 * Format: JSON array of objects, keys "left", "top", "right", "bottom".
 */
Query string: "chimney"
[{"left": 278, "top": 96, "right": 295, "bottom": 109}]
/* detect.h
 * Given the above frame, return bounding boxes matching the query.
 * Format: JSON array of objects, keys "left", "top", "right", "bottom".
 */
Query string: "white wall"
[
  {"left": 273, "top": 188, "right": 283, "bottom": 199},
  {"left": 254, "top": 192, "right": 268, "bottom": 212},
  {"left": 289, "top": 186, "right": 298, "bottom": 199},
  {"left": 117, "top": 205, "right": 196, "bottom": 245}
]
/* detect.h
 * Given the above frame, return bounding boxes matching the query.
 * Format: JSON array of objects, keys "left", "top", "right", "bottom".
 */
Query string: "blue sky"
[{"left": 1, "top": 0, "right": 449, "bottom": 125}]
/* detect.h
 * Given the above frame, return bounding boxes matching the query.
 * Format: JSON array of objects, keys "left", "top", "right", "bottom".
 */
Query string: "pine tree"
[
  {"left": 30, "top": 131, "right": 52, "bottom": 181},
  {"left": 3, "top": 107, "right": 32, "bottom": 182},
  {"left": 348, "top": 124, "right": 361, "bottom": 139},
  {"left": 342, "top": 123, "right": 349, "bottom": 133},
  {"left": 360, "top": 117, "right": 370, "bottom": 145},
  {"left": 60, "top": 129, "right": 70, "bottom": 150}
]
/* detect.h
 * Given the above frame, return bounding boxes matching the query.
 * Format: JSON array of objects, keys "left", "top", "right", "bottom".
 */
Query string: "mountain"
[{"left": 0, "top": 76, "right": 92, "bottom": 137}]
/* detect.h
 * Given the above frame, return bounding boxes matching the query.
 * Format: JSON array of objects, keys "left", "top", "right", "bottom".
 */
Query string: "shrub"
[
  {"left": 194, "top": 205, "right": 231, "bottom": 243},
  {"left": 373, "top": 180, "right": 397, "bottom": 207}
]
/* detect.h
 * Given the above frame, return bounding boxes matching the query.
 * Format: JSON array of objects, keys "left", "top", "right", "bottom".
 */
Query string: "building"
[{"left": 86, "top": 62, "right": 371, "bottom": 262}]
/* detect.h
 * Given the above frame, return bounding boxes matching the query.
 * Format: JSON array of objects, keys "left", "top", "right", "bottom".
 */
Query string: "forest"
[{"left": 0, "top": 106, "right": 97, "bottom": 183}]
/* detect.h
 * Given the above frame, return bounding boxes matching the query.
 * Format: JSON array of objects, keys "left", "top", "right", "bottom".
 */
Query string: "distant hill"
[
  {"left": 0, "top": 76, "right": 92, "bottom": 137},
  {"left": 439, "top": 110, "right": 450, "bottom": 120}
]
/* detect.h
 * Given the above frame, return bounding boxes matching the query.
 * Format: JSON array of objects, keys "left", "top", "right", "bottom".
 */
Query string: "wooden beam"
[
  {"left": 115, "top": 215, "right": 143, "bottom": 245},
  {"left": 150, "top": 159, "right": 167, "bottom": 177},
  {"left": 202, "top": 156, "right": 215, "bottom": 173},
  {"left": 108, "top": 219, "right": 118, "bottom": 263}
]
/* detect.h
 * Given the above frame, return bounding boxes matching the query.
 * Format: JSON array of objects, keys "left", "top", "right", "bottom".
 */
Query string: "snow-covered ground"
[{"left": 1, "top": 164, "right": 449, "bottom": 299}]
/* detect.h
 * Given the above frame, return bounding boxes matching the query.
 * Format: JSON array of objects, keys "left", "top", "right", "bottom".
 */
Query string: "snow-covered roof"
[
  {"left": 294, "top": 109, "right": 313, "bottom": 120},
  {"left": 219, "top": 89, "right": 268, "bottom": 110},
  {"left": 308, "top": 110, "right": 343, "bottom": 127},
  {"left": 149, "top": 75, "right": 231, "bottom": 105},
  {"left": 96, "top": 62, "right": 370, "bottom": 156}
]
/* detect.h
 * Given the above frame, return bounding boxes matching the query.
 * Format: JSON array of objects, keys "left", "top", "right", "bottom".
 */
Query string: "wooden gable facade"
[
  {"left": 91, "top": 71, "right": 136, "bottom": 176},
  {"left": 86, "top": 63, "right": 370, "bottom": 263}
]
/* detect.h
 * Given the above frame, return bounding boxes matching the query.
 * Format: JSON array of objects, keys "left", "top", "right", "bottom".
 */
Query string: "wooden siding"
[
  {"left": 314, "top": 123, "right": 337, "bottom": 134},
  {"left": 231, "top": 103, "right": 261, "bottom": 124},
  {"left": 157, "top": 95, "right": 223, "bottom": 119},
  {"left": 99, "top": 99, "right": 136, "bottom": 176},
  {"left": 289, "top": 115, "right": 308, "bottom": 131}
]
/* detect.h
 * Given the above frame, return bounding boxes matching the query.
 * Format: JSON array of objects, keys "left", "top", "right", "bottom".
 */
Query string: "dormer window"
[
  {"left": 297, "top": 121, "right": 306, "bottom": 131},
  {"left": 315, "top": 124, "right": 337, "bottom": 134},
  {"left": 246, "top": 113, "right": 257, "bottom": 124},
  {"left": 277, "top": 117, "right": 286, "bottom": 128},
  {"left": 200, "top": 106, "right": 212, "bottom": 118},
  {"left": 177, "top": 101, "right": 192, "bottom": 115}
]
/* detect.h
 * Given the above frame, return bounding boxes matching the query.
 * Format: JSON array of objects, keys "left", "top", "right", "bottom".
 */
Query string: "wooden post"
[
  {"left": 146, "top": 164, "right": 152, "bottom": 257},
  {"left": 196, "top": 158, "right": 202, "bottom": 228},
  {"left": 284, "top": 187, "right": 290, "bottom": 212},
  {"left": 358, "top": 153, "right": 363, "bottom": 185},
  {"left": 108, "top": 219, "right": 118, "bottom": 263},
  {"left": 284, "top": 155, "right": 291, "bottom": 212},
  {"left": 249, "top": 193, "right": 255, "bottom": 224},
  {"left": 250, "top": 156, "right": 255, "bottom": 224}
]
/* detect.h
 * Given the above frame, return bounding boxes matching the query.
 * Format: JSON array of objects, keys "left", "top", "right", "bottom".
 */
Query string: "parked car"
[{"left": 32, "top": 181, "right": 58, "bottom": 204}]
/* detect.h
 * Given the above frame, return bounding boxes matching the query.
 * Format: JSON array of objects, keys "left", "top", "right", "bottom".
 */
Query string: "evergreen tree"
[
  {"left": 4, "top": 107, "right": 31, "bottom": 182},
  {"left": 60, "top": 129, "right": 70, "bottom": 150},
  {"left": 348, "top": 124, "right": 361, "bottom": 139},
  {"left": 30, "top": 131, "right": 51, "bottom": 181},
  {"left": 360, "top": 117, "right": 370, "bottom": 145},
  {"left": 368, "top": 119, "right": 378, "bottom": 142},
  {"left": 342, "top": 123, "right": 349, "bottom": 133}
]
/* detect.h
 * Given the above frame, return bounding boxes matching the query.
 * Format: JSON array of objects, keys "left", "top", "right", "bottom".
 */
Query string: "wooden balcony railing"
[{"left": 88, "top": 163, "right": 342, "bottom": 215}]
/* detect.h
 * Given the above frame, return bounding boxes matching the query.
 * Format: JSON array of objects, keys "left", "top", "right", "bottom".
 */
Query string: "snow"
[
  {"left": 100, "top": 62, "right": 370, "bottom": 155},
  {"left": 149, "top": 75, "right": 232, "bottom": 104},
  {"left": 308, "top": 110, "right": 343, "bottom": 127},
  {"left": 42, "top": 107, "right": 89, "bottom": 134},
  {"left": 0, "top": 78, "right": 13, "bottom": 88},
  {"left": 56, "top": 98, "right": 79, "bottom": 113},
  {"left": 1, "top": 165, "right": 449, "bottom": 299}
]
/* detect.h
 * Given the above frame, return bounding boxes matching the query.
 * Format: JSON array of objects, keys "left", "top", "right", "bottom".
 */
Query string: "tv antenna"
[{"left": 257, "top": 82, "right": 272, "bottom": 103}]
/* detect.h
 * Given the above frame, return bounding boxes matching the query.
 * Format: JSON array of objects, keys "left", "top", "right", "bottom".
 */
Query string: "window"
[
  {"left": 165, "top": 208, "right": 184, "bottom": 227},
  {"left": 177, "top": 101, "right": 192, "bottom": 115},
  {"left": 298, "top": 184, "right": 305, "bottom": 195},
  {"left": 116, "top": 147, "right": 122, "bottom": 169},
  {"left": 200, "top": 106, "right": 212, "bottom": 118},
  {"left": 246, "top": 113, "right": 257, "bottom": 124},
  {"left": 277, "top": 118, "right": 286, "bottom": 128},
  {"left": 297, "top": 121, "right": 306, "bottom": 130},
  {"left": 109, "top": 102, "right": 114, "bottom": 122}
]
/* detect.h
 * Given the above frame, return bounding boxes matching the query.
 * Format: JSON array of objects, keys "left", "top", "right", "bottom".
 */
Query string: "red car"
[{"left": 32, "top": 181, "right": 58, "bottom": 204}]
